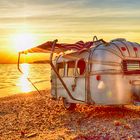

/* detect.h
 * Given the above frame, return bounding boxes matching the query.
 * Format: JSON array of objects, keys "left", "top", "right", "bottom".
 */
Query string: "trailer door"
[
  {"left": 56, "top": 60, "right": 86, "bottom": 102},
  {"left": 73, "top": 59, "right": 86, "bottom": 101},
  {"left": 64, "top": 59, "right": 86, "bottom": 102}
]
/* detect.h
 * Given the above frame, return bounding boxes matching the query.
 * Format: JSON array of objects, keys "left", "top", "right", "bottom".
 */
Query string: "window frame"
[
  {"left": 57, "top": 62, "right": 65, "bottom": 77},
  {"left": 67, "top": 61, "right": 76, "bottom": 77},
  {"left": 76, "top": 58, "right": 86, "bottom": 76},
  {"left": 122, "top": 60, "right": 140, "bottom": 75}
]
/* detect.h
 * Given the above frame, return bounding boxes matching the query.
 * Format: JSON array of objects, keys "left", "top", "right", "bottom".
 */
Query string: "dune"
[{"left": 0, "top": 90, "right": 139, "bottom": 140}]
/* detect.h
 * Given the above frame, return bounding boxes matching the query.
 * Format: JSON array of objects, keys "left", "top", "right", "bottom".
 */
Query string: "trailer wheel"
[{"left": 62, "top": 98, "right": 76, "bottom": 111}]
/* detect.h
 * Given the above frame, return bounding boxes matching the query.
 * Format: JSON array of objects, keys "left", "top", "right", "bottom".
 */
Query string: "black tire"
[{"left": 62, "top": 98, "right": 76, "bottom": 111}]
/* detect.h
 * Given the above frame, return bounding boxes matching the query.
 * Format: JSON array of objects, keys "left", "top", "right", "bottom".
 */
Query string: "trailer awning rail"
[{"left": 19, "top": 37, "right": 106, "bottom": 54}]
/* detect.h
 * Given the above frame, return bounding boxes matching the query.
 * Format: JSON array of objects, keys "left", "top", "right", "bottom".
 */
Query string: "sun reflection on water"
[{"left": 17, "top": 63, "right": 32, "bottom": 93}]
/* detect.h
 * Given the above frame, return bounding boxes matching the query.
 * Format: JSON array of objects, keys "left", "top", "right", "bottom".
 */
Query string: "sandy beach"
[{"left": 0, "top": 90, "right": 139, "bottom": 140}]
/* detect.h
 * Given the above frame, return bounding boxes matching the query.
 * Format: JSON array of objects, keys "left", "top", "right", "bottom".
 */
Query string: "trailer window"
[
  {"left": 77, "top": 59, "right": 86, "bottom": 75},
  {"left": 57, "top": 63, "right": 65, "bottom": 76},
  {"left": 67, "top": 61, "right": 75, "bottom": 77},
  {"left": 123, "top": 60, "right": 140, "bottom": 74}
]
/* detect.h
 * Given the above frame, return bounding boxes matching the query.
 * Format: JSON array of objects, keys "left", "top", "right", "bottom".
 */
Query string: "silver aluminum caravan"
[{"left": 18, "top": 37, "right": 140, "bottom": 110}]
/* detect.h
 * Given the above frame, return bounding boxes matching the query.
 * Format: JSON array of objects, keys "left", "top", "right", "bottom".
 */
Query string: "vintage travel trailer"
[{"left": 18, "top": 37, "right": 140, "bottom": 110}]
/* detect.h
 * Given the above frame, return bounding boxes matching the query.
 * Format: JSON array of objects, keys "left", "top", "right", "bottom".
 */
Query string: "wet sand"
[{"left": 0, "top": 90, "right": 139, "bottom": 140}]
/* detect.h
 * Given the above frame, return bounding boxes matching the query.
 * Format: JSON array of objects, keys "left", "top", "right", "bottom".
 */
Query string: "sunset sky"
[{"left": 0, "top": 0, "right": 140, "bottom": 63}]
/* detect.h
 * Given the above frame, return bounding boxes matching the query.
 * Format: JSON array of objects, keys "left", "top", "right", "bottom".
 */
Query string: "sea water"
[{"left": 0, "top": 64, "right": 51, "bottom": 97}]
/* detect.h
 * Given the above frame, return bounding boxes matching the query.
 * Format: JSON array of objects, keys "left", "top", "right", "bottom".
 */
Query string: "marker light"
[
  {"left": 121, "top": 47, "right": 126, "bottom": 51},
  {"left": 133, "top": 47, "right": 138, "bottom": 51},
  {"left": 96, "top": 75, "right": 101, "bottom": 81}
]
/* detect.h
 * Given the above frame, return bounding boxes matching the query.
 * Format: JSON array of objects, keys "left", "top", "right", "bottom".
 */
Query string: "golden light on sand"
[
  {"left": 17, "top": 63, "right": 32, "bottom": 93},
  {"left": 11, "top": 32, "right": 37, "bottom": 52}
]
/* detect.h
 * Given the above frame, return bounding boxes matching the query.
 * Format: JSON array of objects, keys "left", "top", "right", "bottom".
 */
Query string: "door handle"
[{"left": 71, "top": 77, "right": 77, "bottom": 91}]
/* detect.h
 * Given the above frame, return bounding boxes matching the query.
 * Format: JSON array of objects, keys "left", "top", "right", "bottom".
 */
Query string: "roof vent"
[{"left": 111, "top": 38, "right": 126, "bottom": 42}]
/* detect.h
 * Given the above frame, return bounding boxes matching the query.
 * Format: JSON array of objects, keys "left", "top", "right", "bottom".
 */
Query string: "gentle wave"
[{"left": 0, "top": 64, "right": 51, "bottom": 91}]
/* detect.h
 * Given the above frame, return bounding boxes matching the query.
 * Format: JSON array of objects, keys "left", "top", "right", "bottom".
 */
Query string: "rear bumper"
[{"left": 133, "top": 101, "right": 140, "bottom": 106}]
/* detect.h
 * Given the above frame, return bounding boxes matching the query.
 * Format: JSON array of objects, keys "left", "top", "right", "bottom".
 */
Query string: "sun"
[{"left": 11, "top": 32, "right": 37, "bottom": 52}]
